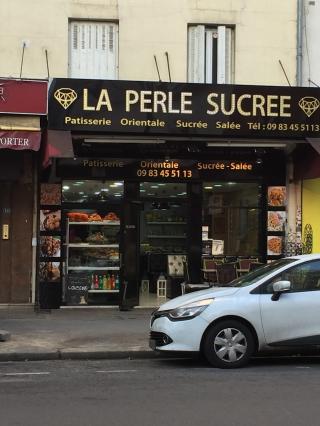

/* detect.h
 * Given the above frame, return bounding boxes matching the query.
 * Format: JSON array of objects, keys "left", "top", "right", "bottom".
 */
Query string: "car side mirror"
[{"left": 271, "top": 280, "right": 291, "bottom": 301}]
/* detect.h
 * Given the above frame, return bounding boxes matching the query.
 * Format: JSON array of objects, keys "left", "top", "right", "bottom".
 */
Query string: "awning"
[
  {"left": 293, "top": 141, "right": 320, "bottom": 180},
  {"left": 0, "top": 130, "right": 41, "bottom": 151},
  {"left": 42, "top": 130, "right": 74, "bottom": 168},
  {"left": 307, "top": 138, "right": 320, "bottom": 155}
]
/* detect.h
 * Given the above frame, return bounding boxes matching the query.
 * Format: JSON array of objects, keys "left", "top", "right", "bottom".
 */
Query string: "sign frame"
[{"left": 48, "top": 78, "right": 320, "bottom": 139}]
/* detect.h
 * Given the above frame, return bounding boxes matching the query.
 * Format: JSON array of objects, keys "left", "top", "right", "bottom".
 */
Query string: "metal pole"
[{"left": 297, "top": 0, "right": 303, "bottom": 86}]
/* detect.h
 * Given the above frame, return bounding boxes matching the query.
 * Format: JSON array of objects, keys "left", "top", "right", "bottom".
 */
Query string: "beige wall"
[{"left": 0, "top": 0, "right": 296, "bottom": 85}]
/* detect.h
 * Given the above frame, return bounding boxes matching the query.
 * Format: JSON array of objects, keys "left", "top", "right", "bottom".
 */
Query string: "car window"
[
  {"left": 227, "top": 258, "right": 296, "bottom": 288},
  {"left": 260, "top": 260, "right": 320, "bottom": 294}
]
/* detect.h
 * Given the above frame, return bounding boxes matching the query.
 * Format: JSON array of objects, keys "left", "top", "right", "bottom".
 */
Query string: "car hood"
[{"left": 157, "top": 286, "right": 241, "bottom": 311}]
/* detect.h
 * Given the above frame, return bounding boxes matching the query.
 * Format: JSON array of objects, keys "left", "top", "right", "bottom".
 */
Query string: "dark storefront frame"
[
  {"left": 37, "top": 144, "right": 286, "bottom": 309},
  {"left": 39, "top": 78, "right": 310, "bottom": 309}
]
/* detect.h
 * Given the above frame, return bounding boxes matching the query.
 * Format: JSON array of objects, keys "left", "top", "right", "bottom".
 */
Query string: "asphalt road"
[{"left": 0, "top": 355, "right": 319, "bottom": 426}]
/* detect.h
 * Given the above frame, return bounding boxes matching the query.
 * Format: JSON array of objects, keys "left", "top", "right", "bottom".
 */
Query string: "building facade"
[{"left": 2, "top": 0, "right": 317, "bottom": 308}]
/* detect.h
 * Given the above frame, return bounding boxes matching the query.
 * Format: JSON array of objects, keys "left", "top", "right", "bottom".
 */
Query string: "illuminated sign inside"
[
  {"left": 57, "top": 158, "right": 257, "bottom": 181},
  {"left": 48, "top": 79, "right": 320, "bottom": 139}
]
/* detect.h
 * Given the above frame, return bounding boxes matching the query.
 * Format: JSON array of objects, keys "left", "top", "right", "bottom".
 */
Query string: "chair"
[
  {"left": 216, "top": 263, "right": 237, "bottom": 285},
  {"left": 236, "top": 258, "right": 258, "bottom": 277},
  {"left": 180, "top": 260, "right": 190, "bottom": 295},
  {"left": 181, "top": 260, "right": 212, "bottom": 294},
  {"left": 249, "top": 262, "right": 264, "bottom": 272},
  {"left": 201, "top": 258, "right": 218, "bottom": 284}
]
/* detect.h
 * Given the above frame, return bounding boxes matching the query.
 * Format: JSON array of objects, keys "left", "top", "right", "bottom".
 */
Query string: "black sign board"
[
  {"left": 65, "top": 274, "right": 90, "bottom": 305},
  {"left": 48, "top": 78, "right": 320, "bottom": 139}
]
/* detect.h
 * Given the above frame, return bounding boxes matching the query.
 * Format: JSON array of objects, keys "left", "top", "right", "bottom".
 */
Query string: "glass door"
[{"left": 139, "top": 182, "right": 188, "bottom": 307}]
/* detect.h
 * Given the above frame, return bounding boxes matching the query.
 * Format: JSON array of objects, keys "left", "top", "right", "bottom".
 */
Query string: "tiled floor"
[{"left": 138, "top": 291, "right": 168, "bottom": 308}]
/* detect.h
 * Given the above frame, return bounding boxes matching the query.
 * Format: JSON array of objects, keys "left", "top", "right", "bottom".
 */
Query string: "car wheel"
[{"left": 203, "top": 320, "right": 255, "bottom": 369}]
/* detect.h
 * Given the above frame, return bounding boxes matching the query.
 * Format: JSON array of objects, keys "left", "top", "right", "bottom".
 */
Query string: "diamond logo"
[
  {"left": 298, "top": 96, "right": 320, "bottom": 117},
  {"left": 54, "top": 88, "right": 77, "bottom": 110}
]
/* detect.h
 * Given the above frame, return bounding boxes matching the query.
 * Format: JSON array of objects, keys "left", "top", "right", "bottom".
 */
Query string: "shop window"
[
  {"left": 140, "top": 182, "right": 187, "bottom": 198},
  {"left": 69, "top": 21, "right": 118, "bottom": 79},
  {"left": 188, "top": 24, "right": 234, "bottom": 84},
  {"left": 62, "top": 180, "right": 123, "bottom": 203},
  {"left": 202, "top": 182, "right": 261, "bottom": 256}
]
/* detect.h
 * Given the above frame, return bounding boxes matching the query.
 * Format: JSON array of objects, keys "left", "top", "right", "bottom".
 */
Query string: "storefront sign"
[
  {"left": 57, "top": 158, "right": 258, "bottom": 180},
  {"left": 0, "top": 79, "right": 48, "bottom": 115},
  {"left": 0, "top": 131, "right": 41, "bottom": 151},
  {"left": 48, "top": 79, "right": 320, "bottom": 138}
]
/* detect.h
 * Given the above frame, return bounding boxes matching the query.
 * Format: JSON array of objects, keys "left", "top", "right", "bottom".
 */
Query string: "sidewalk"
[{"left": 0, "top": 305, "right": 156, "bottom": 362}]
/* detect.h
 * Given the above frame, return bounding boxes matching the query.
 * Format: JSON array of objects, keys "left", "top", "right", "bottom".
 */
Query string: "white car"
[{"left": 150, "top": 254, "right": 320, "bottom": 368}]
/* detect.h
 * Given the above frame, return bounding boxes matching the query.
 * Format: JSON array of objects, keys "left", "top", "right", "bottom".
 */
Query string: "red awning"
[
  {"left": 0, "top": 130, "right": 41, "bottom": 151},
  {"left": 42, "top": 130, "right": 74, "bottom": 168}
]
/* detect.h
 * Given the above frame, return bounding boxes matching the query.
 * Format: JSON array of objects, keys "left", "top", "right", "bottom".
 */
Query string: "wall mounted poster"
[
  {"left": 212, "top": 240, "right": 224, "bottom": 255},
  {"left": 40, "top": 210, "right": 61, "bottom": 231},
  {"left": 267, "top": 236, "right": 283, "bottom": 255},
  {"left": 40, "top": 236, "right": 61, "bottom": 257},
  {"left": 39, "top": 261, "right": 61, "bottom": 282},
  {"left": 40, "top": 183, "right": 61, "bottom": 205},
  {"left": 267, "top": 211, "right": 286, "bottom": 232},
  {"left": 267, "top": 186, "right": 286, "bottom": 207}
]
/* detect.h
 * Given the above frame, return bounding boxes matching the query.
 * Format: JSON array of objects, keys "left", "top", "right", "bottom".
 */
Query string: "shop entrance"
[{"left": 138, "top": 182, "right": 189, "bottom": 307}]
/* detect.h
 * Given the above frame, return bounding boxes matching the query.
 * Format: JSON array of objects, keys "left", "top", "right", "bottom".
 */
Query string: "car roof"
[{"left": 284, "top": 254, "right": 320, "bottom": 261}]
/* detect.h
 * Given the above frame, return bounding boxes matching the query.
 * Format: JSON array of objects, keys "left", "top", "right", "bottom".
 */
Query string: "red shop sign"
[
  {"left": 0, "top": 131, "right": 41, "bottom": 151},
  {"left": 0, "top": 79, "right": 48, "bottom": 115}
]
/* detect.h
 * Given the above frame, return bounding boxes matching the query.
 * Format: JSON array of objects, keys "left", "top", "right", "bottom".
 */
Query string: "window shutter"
[
  {"left": 217, "top": 26, "right": 226, "bottom": 84},
  {"left": 188, "top": 25, "right": 205, "bottom": 83},
  {"left": 217, "top": 26, "right": 233, "bottom": 84},
  {"left": 205, "top": 30, "right": 213, "bottom": 84},
  {"left": 224, "top": 27, "right": 233, "bottom": 83},
  {"left": 69, "top": 21, "right": 118, "bottom": 79}
]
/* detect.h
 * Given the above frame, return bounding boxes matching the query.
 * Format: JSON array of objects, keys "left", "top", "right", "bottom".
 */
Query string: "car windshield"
[{"left": 224, "top": 258, "right": 296, "bottom": 287}]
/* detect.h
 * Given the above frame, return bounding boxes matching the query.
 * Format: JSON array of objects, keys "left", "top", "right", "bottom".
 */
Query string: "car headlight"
[{"left": 168, "top": 298, "right": 214, "bottom": 321}]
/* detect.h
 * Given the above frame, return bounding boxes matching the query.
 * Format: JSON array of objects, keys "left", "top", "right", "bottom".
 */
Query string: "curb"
[{"left": 0, "top": 349, "right": 158, "bottom": 363}]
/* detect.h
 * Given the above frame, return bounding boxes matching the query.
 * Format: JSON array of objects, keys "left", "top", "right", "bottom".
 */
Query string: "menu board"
[{"left": 65, "top": 274, "right": 90, "bottom": 305}]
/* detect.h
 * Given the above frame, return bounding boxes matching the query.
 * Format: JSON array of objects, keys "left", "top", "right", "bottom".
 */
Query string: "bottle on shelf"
[
  {"left": 99, "top": 275, "right": 104, "bottom": 289},
  {"left": 91, "top": 274, "right": 95, "bottom": 290},
  {"left": 104, "top": 273, "right": 109, "bottom": 290},
  {"left": 94, "top": 274, "right": 99, "bottom": 289},
  {"left": 111, "top": 274, "right": 115, "bottom": 289},
  {"left": 103, "top": 274, "right": 107, "bottom": 290},
  {"left": 107, "top": 273, "right": 111, "bottom": 290},
  {"left": 115, "top": 274, "right": 120, "bottom": 290}
]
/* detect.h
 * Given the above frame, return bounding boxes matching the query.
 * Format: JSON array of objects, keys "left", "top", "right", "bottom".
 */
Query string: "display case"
[
  {"left": 140, "top": 202, "right": 187, "bottom": 254},
  {"left": 65, "top": 216, "right": 121, "bottom": 300}
]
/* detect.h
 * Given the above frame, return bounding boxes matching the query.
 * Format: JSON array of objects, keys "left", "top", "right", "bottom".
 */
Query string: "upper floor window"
[
  {"left": 69, "top": 21, "right": 118, "bottom": 79},
  {"left": 188, "top": 25, "right": 234, "bottom": 84}
]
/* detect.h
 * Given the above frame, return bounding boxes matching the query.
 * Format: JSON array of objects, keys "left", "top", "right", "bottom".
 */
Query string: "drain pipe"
[{"left": 297, "top": 0, "right": 303, "bottom": 86}]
